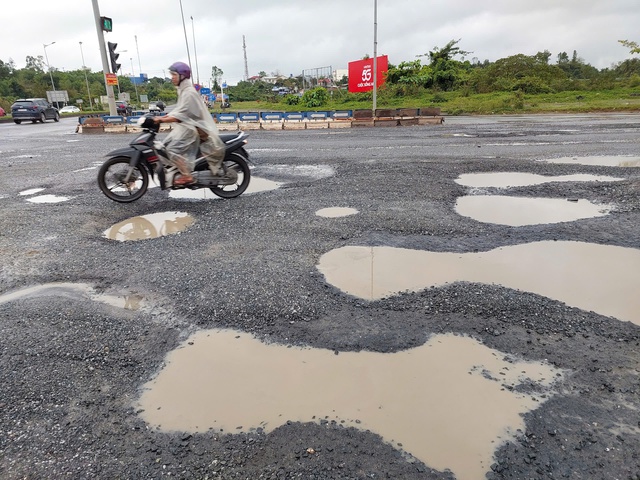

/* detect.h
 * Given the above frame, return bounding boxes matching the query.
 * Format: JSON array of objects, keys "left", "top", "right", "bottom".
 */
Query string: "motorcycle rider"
[{"left": 153, "top": 61, "right": 225, "bottom": 185}]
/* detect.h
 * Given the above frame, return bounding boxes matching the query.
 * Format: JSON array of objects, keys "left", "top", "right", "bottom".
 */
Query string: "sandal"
[{"left": 174, "top": 174, "right": 195, "bottom": 186}]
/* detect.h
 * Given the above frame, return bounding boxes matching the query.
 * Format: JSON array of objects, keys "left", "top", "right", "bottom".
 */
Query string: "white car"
[{"left": 59, "top": 105, "right": 81, "bottom": 113}]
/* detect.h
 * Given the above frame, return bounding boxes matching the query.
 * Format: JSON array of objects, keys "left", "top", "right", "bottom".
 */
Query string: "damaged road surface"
[{"left": 0, "top": 114, "right": 639, "bottom": 479}]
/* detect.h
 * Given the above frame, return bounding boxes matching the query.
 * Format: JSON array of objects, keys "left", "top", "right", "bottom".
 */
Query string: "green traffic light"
[{"left": 101, "top": 16, "right": 113, "bottom": 32}]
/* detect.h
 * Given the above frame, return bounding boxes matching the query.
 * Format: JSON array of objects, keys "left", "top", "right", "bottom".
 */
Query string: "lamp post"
[
  {"left": 79, "top": 42, "right": 94, "bottom": 110},
  {"left": 43, "top": 41, "right": 57, "bottom": 105},
  {"left": 372, "top": 0, "right": 378, "bottom": 114},
  {"left": 190, "top": 16, "right": 200, "bottom": 86},
  {"left": 130, "top": 57, "right": 140, "bottom": 105},
  {"left": 179, "top": 0, "right": 192, "bottom": 72}
]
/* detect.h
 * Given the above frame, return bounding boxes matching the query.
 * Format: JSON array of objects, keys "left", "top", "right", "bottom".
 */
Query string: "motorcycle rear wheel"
[
  {"left": 98, "top": 156, "right": 149, "bottom": 203},
  {"left": 209, "top": 151, "right": 251, "bottom": 199}
]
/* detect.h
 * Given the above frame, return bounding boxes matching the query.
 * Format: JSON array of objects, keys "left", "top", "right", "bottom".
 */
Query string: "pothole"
[
  {"left": 137, "top": 328, "right": 563, "bottom": 480},
  {"left": 19, "top": 188, "right": 45, "bottom": 196},
  {"left": 455, "top": 195, "right": 611, "bottom": 226},
  {"left": 168, "top": 177, "right": 281, "bottom": 200},
  {"left": 315, "top": 207, "right": 359, "bottom": 218},
  {"left": 0, "top": 282, "right": 145, "bottom": 311},
  {"left": 540, "top": 156, "right": 640, "bottom": 167},
  {"left": 317, "top": 241, "right": 640, "bottom": 325},
  {"left": 455, "top": 172, "right": 623, "bottom": 188},
  {"left": 103, "top": 211, "right": 194, "bottom": 241},
  {"left": 26, "top": 194, "right": 72, "bottom": 204}
]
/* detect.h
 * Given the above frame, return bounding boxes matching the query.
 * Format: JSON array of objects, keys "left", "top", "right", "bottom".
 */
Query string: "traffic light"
[
  {"left": 101, "top": 16, "right": 113, "bottom": 32},
  {"left": 107, "top": 42, "right": 121, "bottom": 74}
]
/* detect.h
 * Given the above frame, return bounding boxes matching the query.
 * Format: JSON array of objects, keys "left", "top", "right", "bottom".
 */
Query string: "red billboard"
[{"left": 348, "top": 55, "right": 388, "bottom": 93}]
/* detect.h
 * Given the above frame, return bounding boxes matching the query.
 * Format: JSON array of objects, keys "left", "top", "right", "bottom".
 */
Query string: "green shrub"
[{"left": 302, "top": 87, "right": 329, "bottom": 108}]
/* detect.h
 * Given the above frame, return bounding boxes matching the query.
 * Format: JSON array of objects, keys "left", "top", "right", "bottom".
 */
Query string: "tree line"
[{"left": 2, "top": 39, "right": 640, "bottom": 112}]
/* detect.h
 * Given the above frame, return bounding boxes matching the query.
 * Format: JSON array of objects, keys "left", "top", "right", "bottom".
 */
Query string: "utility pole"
[
  {"left": 372, "top": 0, "right": 378, "bottom": 114},
  {"left": 179, "top": 0, "right": 192, "bottom": 72},
  {"left": 79, "top": 41, "right": 94, "bottom": 110},
  {"left": 91, "top": 0, "right": 117, "bottom": 115},
  {"left": 243, "top": 35, "right": 249, "bottom": 81}
]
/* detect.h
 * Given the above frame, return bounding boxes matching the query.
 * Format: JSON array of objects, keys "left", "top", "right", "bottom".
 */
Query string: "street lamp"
[
  {"left": 179, "top": 0, "right": 192, "bottom": 72},
  {"left": 79, "top": 42, "right": 94, "bottom": 110},
  {"left": 43, "top": 42, "right": 57, "bottom": 102},
  {"left": 190, "top": 16, "right": 200, "bottom": 86},
  {"left": 372, "top": 0, "right": 378, "bottom": 113},
  {"left": 130, "top": 57, "right": 140, "bottom": 104}
]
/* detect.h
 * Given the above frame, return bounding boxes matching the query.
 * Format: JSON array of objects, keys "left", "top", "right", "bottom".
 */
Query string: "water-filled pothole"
[
  {"left": 455, "top": 172, "right": 623, "bottom": 188},
  {"left": 103, "top": 211, "right": 194, "bottom": 241},
  {"left": 137, "top": 328, "right": 562, "bottom": 480},
  {"left": 168, "top": 177, "right": 281, "bottom": 200},
  {"left": 27, "top": 194, "right": 72, "bottom": 204},
  {"left": 0, "top": 282, "right": 145, "bottom": 311},
  {"left": 541, "top": 156, "right": 640, "bottom": 167},
  {"left": 317, "top": 241, "right": 640, "bottom": 325},
  {"left": 455, "top": 195, "right": 611, "bottom": 226},
  {"left": 19, "top": 188, "right": 45, "bottom": 196},
  {"left": 315, "top": 207, "right": 359, "bottom": 218}
]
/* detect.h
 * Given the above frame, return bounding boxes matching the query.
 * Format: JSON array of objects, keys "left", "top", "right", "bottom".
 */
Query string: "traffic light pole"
[{"left": 91, "top": 0, "right": 117, "bottom": 116}]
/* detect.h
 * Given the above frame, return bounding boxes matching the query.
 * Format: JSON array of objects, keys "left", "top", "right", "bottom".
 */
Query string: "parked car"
[
  {"left": 59, "top": 105, "right": 81, "bottom": 114},
  {"left": 148, "top": 101, "right": 165, "bottom": 112},
  {"left": 116, "top": 101, "right": 132, "bottom": 116},
  {"left": 10, "top": 98, "right": 59, "bottom": 124},
  {"left": 0, "top": 106, "right": 6, "bottom": 116}
]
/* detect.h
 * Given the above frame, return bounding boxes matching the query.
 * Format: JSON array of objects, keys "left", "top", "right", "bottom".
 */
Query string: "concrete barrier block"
[
  {"left": 217, "top": 122, "right": 239, "bottom": 131},
  {"left": 238, "top": 122, "right": 262, "bottom": 130},
  {"left": 329, "top": 121, "right": 352, "bottom": 129},
  {"left": 418, "top": 117, "right": 445, "bottom": 125},
  {"left": 374, "top": 119, "right": 400, "bottom": 127},
  {"left": 305, "top": 121, "right": 329, "bottom": 129},
  {"left": 399, "top": 118, "right": 420, "bottom": 126},
  {"left": 396, "top": 108, "right": 419, "bottom": 117},
  {"left": 283, "top": 122, "right": 306, "bottom": 130},
  {"left": 353, "top": 109, "right": 373, "bottom": 119},
  {"left": 419, "top": 107, "right": 442, "bottom": 116},
  {"left": 375, "top": 109, "right": 395, "bottom": 118},
  {"left": 351, "top": 120, "right": 375, "bottom": 127},
  {"left": 261, "top": 122, "right": 283, "bottom": 130}
]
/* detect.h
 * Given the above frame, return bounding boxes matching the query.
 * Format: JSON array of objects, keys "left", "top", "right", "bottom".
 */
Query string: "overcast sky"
[{"left": 2, "top": 0, "right": 639, "bottom": 86}]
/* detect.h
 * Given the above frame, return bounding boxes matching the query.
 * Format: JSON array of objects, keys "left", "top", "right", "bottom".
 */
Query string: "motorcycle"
[{"left": 97, "top": 116, "right": 251, "bottom": 203}]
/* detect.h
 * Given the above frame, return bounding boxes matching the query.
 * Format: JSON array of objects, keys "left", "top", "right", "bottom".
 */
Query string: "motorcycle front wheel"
[
  {"left": 210, "top": 151, "right": 251, "bottom": 199},
  {"left": 98, "top": 156, "right": 149, "bottom": 203}
]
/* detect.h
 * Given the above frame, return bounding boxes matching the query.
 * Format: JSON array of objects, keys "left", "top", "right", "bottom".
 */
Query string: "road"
[{"left": 0, "top": 114, "right": 639, "bottom": 479}]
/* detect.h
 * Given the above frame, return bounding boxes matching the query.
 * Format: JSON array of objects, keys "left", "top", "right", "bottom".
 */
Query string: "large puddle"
[
  {"left": 455, "top": 172, "right": 623, "bottom": 188},
  {"left": 455, "top": 196, "right": 611, "bottom": 226},
  {"left": 540, "top": 155, "right": 640, "bottom": 167},
  {"left": 138, "top": 328, "right": 562, "bottom": 480},
  {"left": 317, "top": 241, "right": 640, "bottom": 325},
  {"left": 168, "top": 177, "right": 281, "bottom": 200},
  {"left": 103, "top": 211, "right": 194, "bottom": 241}
]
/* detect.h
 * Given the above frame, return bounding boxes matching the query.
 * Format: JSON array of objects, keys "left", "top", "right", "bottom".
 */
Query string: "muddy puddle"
[
  {"left": 103, "top": 211, "right": 194, "bottom": 241},
  {"left": 540, "top": 155, "right": 640, "bottom": 167},
  {"left": 455, "top": 195, "right": 611, "bottom": 226},
  {"left": 315, "top": 207, "right": 359, "bottom": 218},
  {"left": 317, "top": 241, "right": 640, "bottom": 325},
  {"left": 137, "top": 328, "right": 562, "bottom": 480},
  {"left": 0, "top": 282, "right": 145, "bottom": 311},
  {"left": 168, "top": 177, "right": 280, "bottom": 200},
  {"left": 455, "top": 172, "right": 623, "bottom": 188}
]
